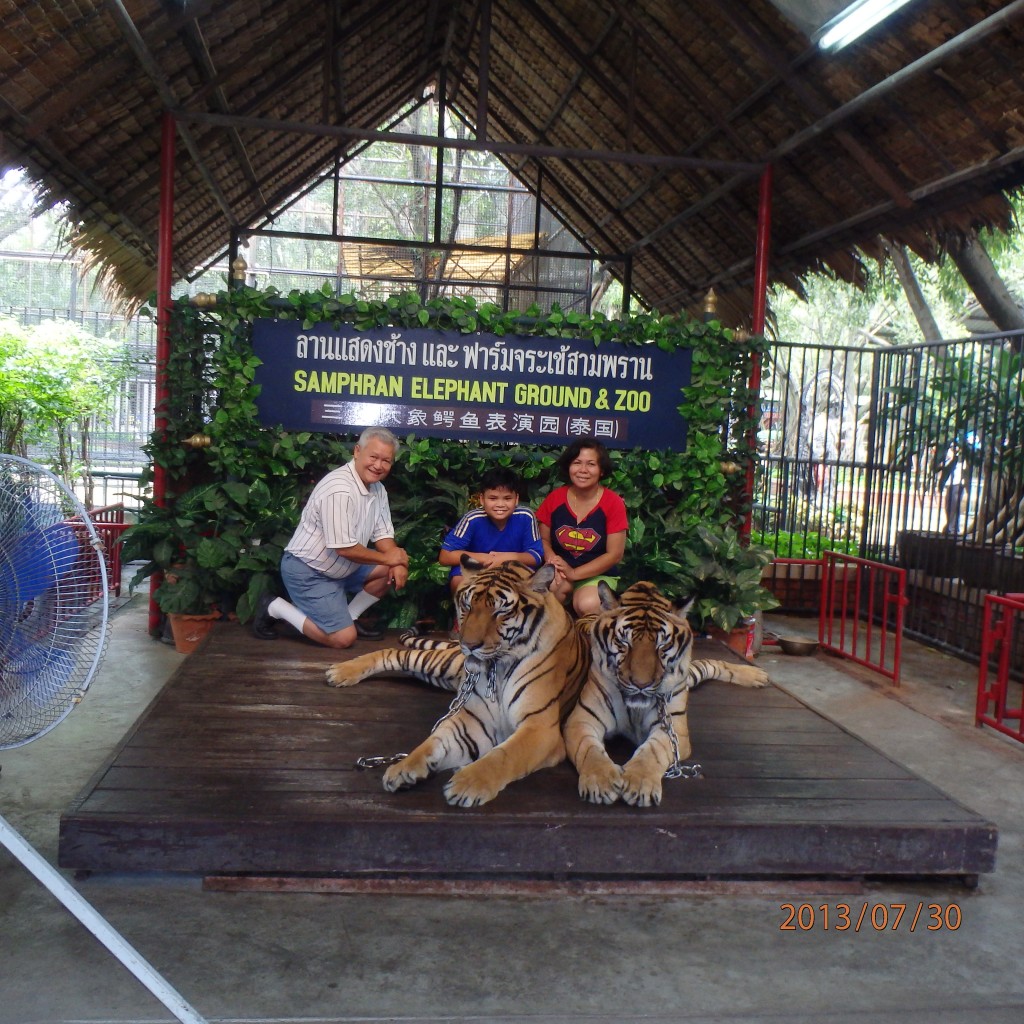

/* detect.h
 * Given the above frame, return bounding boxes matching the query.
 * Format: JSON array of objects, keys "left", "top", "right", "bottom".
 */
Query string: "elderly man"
[{"left": 252, "top": 426, "right": 409, "bottom": 647}]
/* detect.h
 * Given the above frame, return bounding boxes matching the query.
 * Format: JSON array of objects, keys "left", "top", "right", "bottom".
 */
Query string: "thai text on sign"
[{"left": 252, "top": 321, "right": 691, "bottom": 451}]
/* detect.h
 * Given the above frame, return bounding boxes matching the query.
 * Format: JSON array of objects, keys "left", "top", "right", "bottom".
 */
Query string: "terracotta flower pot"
[{"left": 167, "top": 611, "right": 219, "bottom": 655}]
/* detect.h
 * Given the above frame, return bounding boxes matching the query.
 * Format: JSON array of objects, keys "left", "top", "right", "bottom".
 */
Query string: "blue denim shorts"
[{"left": 280, "top": 551, "right": 373, "bottom": 633}]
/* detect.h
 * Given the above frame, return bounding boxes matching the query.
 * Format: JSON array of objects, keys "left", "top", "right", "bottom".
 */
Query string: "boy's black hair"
[
  {"left": 555, "top": 437, "right": 613, "bottom": 481},
  {"left": 479, "top": 466, "right": 525, "bottom": 499}
]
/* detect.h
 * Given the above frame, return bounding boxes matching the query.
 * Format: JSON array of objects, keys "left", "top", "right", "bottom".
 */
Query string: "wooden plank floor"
[{"left": 59, "top": 624, "right": 998, "bottom": 881}]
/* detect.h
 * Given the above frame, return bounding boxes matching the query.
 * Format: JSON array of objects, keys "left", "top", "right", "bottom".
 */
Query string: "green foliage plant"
[
  {"left": 0, "top": 315, "right": 131, "bottom": 495},
  {"left": 119, "top": 479, "right": 295, "bottom": 616},
  {"left": 678, "top": 525, "right": 780, "bottom": 632},
  {"left": 133, "top": 287, "right": 767, "bottom": 627},
  {"left": 751, "top": 528, "right": 859, "bottom": 559}
]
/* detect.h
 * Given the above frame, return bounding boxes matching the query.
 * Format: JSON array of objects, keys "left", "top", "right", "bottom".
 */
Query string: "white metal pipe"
[{"left": 0, "top": 814, "right": 207, "bottom": 1024}]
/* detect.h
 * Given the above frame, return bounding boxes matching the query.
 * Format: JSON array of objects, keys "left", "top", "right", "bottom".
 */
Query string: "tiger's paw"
[
  {"left": 382, "top": 754, "right": 430, "bottom": 792},
  {"left": 444, "top": 763, "right": 502, "bottom": 807},
  {"left": 578, "top": 764, "right": 623, "bottom": 804},
  {"left": 734, "top": 665, "right": 770, "bottom": 688},
  {"left": 621, "top": 766, "right": 663, "bottom": 808},
  {"left": 325, "top": 663, "right": 361, "bottom": 687}
]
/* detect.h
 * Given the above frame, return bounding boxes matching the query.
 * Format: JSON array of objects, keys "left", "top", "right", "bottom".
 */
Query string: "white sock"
[
  {"left": 346, "top": 590, "right": 379, "bottom": 620},
  {"left": 268, "top": 597, "right": 307, "bottom": 633}
]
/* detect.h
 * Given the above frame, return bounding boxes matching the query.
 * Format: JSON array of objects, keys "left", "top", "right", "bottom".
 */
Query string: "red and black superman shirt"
[{"left": 536, "top": 485, "right": 628, "bottom": 569}]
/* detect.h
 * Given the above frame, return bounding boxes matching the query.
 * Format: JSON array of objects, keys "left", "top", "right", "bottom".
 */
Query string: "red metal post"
[
  {"left": 150, "top": 111, "right": 176, "bottom": 634},
  {"left": 742, "top": 163, "right": 772, "bottom": 541}
]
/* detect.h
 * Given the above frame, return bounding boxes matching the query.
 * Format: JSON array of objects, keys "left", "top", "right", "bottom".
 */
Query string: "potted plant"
[
  {"left": 118, "top": 480, "right": 294, "bottom": 650},
  {"left": 678, "top": 525, "right": 780, "bottom": 656}
]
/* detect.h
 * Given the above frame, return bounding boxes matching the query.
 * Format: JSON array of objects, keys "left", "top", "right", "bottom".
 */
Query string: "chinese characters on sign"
[{"left": 252, "top": 322, "right": 691, "bottom": 451}]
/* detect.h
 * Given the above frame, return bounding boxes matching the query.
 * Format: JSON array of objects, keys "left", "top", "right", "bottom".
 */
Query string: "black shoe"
[
  {"left": 251, "top": 593, "right": 279, "bottom": 640},
  {"left": 354, "top": 619, "right": 384, "bottom": 640}
]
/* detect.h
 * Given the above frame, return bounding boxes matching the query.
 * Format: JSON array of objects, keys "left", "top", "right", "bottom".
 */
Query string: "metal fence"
[
  {"left": 755, "top": 332, "right": 1024, "bottom": 661},
  {"left": 7, "top": 298, "right": 1024, "bottom": 664},
  {"left": 2, "top": 304, "right": 156, "bottom": 511}
]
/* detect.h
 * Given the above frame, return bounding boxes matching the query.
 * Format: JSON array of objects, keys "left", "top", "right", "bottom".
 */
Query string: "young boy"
[{"left": 439, "top": 467, "right": 544, "bottom": 597}]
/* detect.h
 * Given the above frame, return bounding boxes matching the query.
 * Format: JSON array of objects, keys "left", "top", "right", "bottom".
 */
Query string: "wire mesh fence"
[{"left": 755, "top": 332, "right": 1024, "bottom": 660}]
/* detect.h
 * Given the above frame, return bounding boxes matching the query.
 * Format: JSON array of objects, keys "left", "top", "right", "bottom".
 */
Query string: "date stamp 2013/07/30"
[{"left": 780, "top": 903, "right": 962, "bottom": 932}]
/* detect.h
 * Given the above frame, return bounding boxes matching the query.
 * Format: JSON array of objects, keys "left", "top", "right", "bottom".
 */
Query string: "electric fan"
[
  {"left": 0, "top": 454, "right": 207, "bottom": 1024},
  {"left": 0, "top": 453, "right": 110, "bottom": 746}
]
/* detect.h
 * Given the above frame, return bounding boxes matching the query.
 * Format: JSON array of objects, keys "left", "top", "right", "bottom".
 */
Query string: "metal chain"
[
  {"left": 357, "top": 659, "right": 499, "bottom": 769},
  {"left": 354, "top": 753, "right": 409, "bottom": 770},
  {"left": 429, "top": 657, "right": 498, "bottom": 730},
  {"left": 655, "top": 696, "right": 703, "bottom": 780}
]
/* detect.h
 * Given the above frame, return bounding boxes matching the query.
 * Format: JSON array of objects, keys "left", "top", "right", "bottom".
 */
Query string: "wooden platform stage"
[{"left": 59, "top": 624, "right": 997, "bottom": 884}]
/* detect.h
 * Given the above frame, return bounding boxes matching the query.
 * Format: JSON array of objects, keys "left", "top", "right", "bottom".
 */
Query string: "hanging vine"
[{"left": 127, "top": 286, "right": 767, "bottom": 629}]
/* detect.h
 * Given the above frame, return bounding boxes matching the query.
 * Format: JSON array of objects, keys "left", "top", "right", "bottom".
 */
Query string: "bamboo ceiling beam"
[
  {"left": 104, "top": 0, "right": 236, "bottom": 225},
  {"left": 177, "top": 14, "right": 266, "bottom": 207},
  {"left": 16, "top": 0, "right": 211, "bottom": 135},
  {"left": 476, "top": 0, "right": 491, "bottom": 142},
  {"left": 714, "top": 0, "right": 913, "bottom": 209},
  {"left": 415, "top": 0, "right": 444, "bottom": 104},
  {"left": 768, "top": 0, "right": 1024, "bottom": 163},
  {"left": 171, "top": 108, "right": 764, "bottom": 172},
  {"left": 187, "top": 0, "right": 323, "bottom": 105},
  {"left": 584, "top": 0, "right": 795, "bottom": 251},
  {"left": 508, "top": 12, "right": 619, "bottom": 178},
  {"left": 630, "top": 0, "right": 1024, "bottom": 256}
]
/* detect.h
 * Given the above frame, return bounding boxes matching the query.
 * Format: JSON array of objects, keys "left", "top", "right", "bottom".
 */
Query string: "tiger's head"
[
  {"left": 591, "top": 580, "right": 695, "bottom": 709},
  {"left": 455, "top": 555, "right": 560, "bottom": 665}
]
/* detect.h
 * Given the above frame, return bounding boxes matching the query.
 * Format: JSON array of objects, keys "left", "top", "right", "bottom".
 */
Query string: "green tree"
[{"left": 0, "top": 316, "right": 131, "bottom": 499}]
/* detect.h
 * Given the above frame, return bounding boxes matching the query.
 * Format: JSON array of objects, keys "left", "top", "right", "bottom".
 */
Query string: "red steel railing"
[
  {"left": 819, "top": 552, "right": 909, "bottom": 687},
  {"left": 64, "top": 503, "right": 128, "bottom": 602},
  {"left": 975, "top": 594, "right": 1024, "bottom": 744}
]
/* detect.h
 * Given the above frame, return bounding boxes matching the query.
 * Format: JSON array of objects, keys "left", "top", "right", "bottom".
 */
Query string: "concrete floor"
[{"left": 2, "top": 596, "right": 1023, "bottom": 1024}]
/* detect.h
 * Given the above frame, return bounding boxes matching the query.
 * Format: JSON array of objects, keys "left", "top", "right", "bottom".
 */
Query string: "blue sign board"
[{"left": 252, "top": 321, "right": 691, "bottom": 451}]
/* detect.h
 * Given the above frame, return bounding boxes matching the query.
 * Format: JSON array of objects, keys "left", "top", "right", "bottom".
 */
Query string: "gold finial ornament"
[
  {"left": 719, "top": 461, "right": 741, "bottom": 475},
  {"left": 702, "top": 288, "right": 718, "bottom": 317},
  {"left": 231, "top": 256, "right": 248, "bottom": 282},
  {"left": 183, "top": 433, "right": 212, "bottom": 449}
]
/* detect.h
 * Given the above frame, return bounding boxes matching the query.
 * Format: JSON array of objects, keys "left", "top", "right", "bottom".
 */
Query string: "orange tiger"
[
  {"left": 325, "top": 557, "right": 589, "bottom": 806},
  {"left": 564, "top": 580, "right": 769, "bottom": 807}
]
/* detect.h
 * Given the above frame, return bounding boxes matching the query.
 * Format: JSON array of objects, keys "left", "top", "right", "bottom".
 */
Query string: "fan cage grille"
[{"left": 0, "top": 455, "right": 110, "bottom": 749}]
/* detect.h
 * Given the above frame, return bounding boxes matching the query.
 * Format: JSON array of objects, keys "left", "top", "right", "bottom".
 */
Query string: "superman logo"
[{"left": 555, "top": 524, "right": 600, "bottom": 554}]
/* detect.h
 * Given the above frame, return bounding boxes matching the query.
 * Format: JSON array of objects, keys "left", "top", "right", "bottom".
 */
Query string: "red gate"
[
  {"left": 975, "top": 594, "right": 1024, "bottom": 744},
  {"left": 819, "top": 552, "right": 909, "bottom": 686}
]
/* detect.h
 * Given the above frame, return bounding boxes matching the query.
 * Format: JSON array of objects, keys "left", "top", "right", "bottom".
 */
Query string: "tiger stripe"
[
  {"left": 564, "top": 580, "right": 769, "bottom": 807},
  {"left": 325, "top": 556, "right": 589, "bottom": 806}
]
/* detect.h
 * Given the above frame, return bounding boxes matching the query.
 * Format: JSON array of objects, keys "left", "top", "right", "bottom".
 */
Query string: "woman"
[{"left": 536, "top": 438, "right": 628, "bottom": 615}]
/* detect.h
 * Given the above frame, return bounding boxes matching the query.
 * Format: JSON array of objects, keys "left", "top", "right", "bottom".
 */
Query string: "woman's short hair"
[{"left": 556, "top": 438, "right": 612, "bottom": 481}]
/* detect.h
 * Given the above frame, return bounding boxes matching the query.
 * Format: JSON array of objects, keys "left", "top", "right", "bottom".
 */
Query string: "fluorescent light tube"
[{"left": 818, "top": 0, "right": 917, "bottom": 51}]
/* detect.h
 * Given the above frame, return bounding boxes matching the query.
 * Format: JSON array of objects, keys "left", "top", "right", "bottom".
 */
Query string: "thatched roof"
[{"left": 3, "top": 0, "right": 1024, "bottom": 322}]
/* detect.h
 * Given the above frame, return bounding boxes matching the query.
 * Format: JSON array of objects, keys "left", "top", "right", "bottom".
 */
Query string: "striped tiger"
[
  {"left": 564, "top": 580, "right": 769, "bottom": 807},
  {"left": 325, "top": 556, "right": 589, "bottom": 806}
]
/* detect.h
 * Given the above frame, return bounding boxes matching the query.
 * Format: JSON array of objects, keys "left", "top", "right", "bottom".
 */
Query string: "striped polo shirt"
[{"left": 285, "top": 460, "right": 394, "bottom": 578}]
